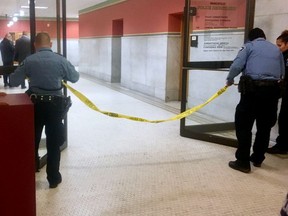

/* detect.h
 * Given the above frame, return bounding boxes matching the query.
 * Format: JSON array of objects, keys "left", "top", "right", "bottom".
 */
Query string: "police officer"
[
  {"left": 10, "top": 32, "right": 80, "bottom": 188},
  {"left": 226, "top": 28, "right": 285, "bottom": 173},
  {"left": 267, "top": 30, "right": 288, "bottom": 154}
]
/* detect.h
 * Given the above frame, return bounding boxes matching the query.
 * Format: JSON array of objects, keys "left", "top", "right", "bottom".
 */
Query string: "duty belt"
[
  {"left": 29, "top": 94, "right": 72, "bottom": 118},
  {"left": 30, "top": 94, "right": 63, "bottom": 103},
  {"left": 253, "top": 80, "right": 279, "bottom": 87}
]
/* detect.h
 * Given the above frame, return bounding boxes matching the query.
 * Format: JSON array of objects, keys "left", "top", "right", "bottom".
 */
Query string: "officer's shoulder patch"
[
  {"left": 239, "top": 46, "right": 245, "bottom": 51},
  {"left": 19, "top": 61, "right": 25, "bottom": 67}
]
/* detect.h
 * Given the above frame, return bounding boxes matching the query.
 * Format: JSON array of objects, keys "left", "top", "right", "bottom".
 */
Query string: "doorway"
[
  {"left": 111, "top": 19, "right": 123, "bottom": 83},
  {"left": 180, "top": 0, "right": 255, "bottom": 147},
  {"left": 167, "top": 13, "right": 183, "bottom": 101}
]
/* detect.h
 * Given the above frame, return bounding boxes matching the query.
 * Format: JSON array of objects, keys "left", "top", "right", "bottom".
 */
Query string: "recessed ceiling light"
[{"left": 21, "top": 6, "right": 48, "bottom": 9}]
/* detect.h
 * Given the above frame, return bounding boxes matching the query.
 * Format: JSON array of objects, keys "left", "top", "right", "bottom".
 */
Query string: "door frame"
[{"left": 179, "top": 0, "right": 256, "bottom": 147}]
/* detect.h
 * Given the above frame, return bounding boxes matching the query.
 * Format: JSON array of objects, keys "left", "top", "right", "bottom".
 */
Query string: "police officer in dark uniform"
[
  {"left": 267, "top": 30, "right": 288, "bottom": 154},
  {"left": 226, "top": 28, "right": 285, "bottom": 173},
  {"left": 10, "top": 32, "right": 79, "bottom": 188}
]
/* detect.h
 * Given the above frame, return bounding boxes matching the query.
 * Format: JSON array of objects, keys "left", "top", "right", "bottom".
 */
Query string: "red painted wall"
[
  {"left": 79, "top": 0, "right": 247, "bottom": 38},
  {"left": 0, "top": 20, "right": 29, "bottom": 37},
  {"left": 79, "top": 0, "right": 185, "bottom": 38},
  {"left": 0, "top": 19, "right": 79, "bottom": 39}
]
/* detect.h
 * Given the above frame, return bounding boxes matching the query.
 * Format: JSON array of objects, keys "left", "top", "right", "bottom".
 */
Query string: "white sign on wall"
[{"left": 190, "top": 30, "right": 245, "bottom": 61}]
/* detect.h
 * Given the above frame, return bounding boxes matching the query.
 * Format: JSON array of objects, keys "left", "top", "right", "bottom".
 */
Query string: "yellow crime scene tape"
[{"left": 63, "top": 82, "right": 229, "bottom": 123}]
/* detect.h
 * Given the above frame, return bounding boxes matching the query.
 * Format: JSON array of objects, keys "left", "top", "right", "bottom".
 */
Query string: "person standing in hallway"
[
  {"left": 10, "top": 32, "right": 80, "bottom": 188},
  {"left": 226, "top": 28, "right": 284, "bottom": 173},
  {"left": 267, "top": 30, "right": 288, "bottom": 154},
  {"left": 0, "top": 33, "right": 15, "bottom": 87},
  {"left": 14, "top": 31, "right": 31, "bottom": 89}
]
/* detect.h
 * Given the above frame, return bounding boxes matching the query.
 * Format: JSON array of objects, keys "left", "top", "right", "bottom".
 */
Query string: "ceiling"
[{"left": 0, "top": 0, "right": 108, "bottom": 19}]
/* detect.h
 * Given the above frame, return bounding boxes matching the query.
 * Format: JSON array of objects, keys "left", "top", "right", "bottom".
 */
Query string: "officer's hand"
[{"left": 226, "top": 80, "right": 234, "bottom": 86}]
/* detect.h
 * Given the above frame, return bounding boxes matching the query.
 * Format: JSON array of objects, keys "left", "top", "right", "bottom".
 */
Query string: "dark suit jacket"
[
  {"left": 0, "top": 38, "right": 15, "bottom": 66},
  {"left": 14, "top": 35, "right": 31, "bottom": 63}
]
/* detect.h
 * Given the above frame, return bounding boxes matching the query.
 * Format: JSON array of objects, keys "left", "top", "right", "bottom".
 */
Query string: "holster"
[
  {"left": 47, "top": 95, "right": 72, "bottom": 119},
  {"left": 60, "top": 96, "right": 72, "bottom": 119},
  {"left": 238, "top": 75, "right": 255, "bottom": 94}
]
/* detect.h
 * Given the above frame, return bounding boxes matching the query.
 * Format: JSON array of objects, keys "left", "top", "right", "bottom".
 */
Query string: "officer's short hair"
[
  {"left": 35, "top": 32, "right": 51, "bottom": 46},
  {"left": 248, "top": 28, "right": 266, "bottom": 41},
  {"left": 277, "top": 30, "right": 288, "bottom": 43}
]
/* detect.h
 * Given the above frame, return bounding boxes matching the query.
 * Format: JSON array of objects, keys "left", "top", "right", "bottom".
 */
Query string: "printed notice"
[
  {"left": 189, "top": 0, "right": 247, "bottom": 62},
  {"left": 192, "top": 0, "right": 246, "bottom": 30}
]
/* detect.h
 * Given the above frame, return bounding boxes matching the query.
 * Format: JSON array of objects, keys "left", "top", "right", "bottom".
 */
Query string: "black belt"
[
  {"left": 253, "top": 80, "right": 279, "bottom": 87},
  {"left": 30, "top": 94, "right": 64, "bottom": 103}
]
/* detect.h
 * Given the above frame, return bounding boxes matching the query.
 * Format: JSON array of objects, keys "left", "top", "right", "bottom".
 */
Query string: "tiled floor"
[{"left": 1, "top": 76, "right": 288, "bottom": 216}]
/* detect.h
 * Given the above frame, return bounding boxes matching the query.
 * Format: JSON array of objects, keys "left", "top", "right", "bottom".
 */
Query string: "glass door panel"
[{"left": 180, "top": 0, "right": 255, "bottom": 147}]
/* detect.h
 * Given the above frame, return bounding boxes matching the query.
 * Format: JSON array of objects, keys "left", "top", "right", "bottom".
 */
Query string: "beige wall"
[{"left": 255, "top": 0, "right": 288, "bottom": 43}]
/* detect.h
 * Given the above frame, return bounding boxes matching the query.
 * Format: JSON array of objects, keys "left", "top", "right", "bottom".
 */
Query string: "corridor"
[{"left": 2, "top": 75, "right": 288, "bottom": 216}]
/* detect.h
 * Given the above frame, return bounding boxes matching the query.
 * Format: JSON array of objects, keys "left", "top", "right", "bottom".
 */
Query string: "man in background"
[
  {"left": 0, "top": 33, "right": 15, "bottom": 87},
  {"left": 14, "top": 31, "right": 31, "bottom": 89}
]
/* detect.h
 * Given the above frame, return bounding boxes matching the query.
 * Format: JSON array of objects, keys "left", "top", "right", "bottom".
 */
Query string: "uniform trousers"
[
  {"left": 34, "top": 101, "right": 64, "bottom": 184},
  {"left": 3, "top": 73, "right": 9, "bottom": 85},
  {"left": 235, "top": 84, "right": 280, "bottom": 164},
  {"left": 276, "top": 87, "right": 288, "bottom": 151},
  {"left": 2, "top": 63, "right": 12, "bottom": 85}
]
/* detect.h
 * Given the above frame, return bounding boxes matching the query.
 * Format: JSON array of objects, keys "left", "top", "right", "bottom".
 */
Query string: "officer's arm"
[
  {"left": 10, "top": 61, "right": 26, "bottom": 87},
  {"left": 63, "top": 60, "right": 80, "bottom": 83},
  {"left": 226, "top": 46, "right": 248, "bottom": 85}
]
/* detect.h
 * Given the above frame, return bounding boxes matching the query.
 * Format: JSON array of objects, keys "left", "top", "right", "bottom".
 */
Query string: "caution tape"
[{"left": 62, "top": 82, "right": 229, "bottom": 123}]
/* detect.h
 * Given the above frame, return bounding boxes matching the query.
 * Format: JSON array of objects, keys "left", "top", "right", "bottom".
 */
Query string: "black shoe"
[
  {"left": 228, "top": 160, "right": 251, "bottom": 173},
  {"left": 49, "top": 177, "right": 62, "bottom": 189},
  {"left": 267, "top": 145, "right": 287, "bottom": 154},
  {"left": 253, "top": 163, "right": 261, "bottom": 167},
  {"left": 250, "top": 157, "right": 262, "bottom": 167},
  {"left": 250, "top": 160, "right": 261, "bottom": 167},
  {"left": 21, "top": 86, "right": 27, "bottom": 89}
]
